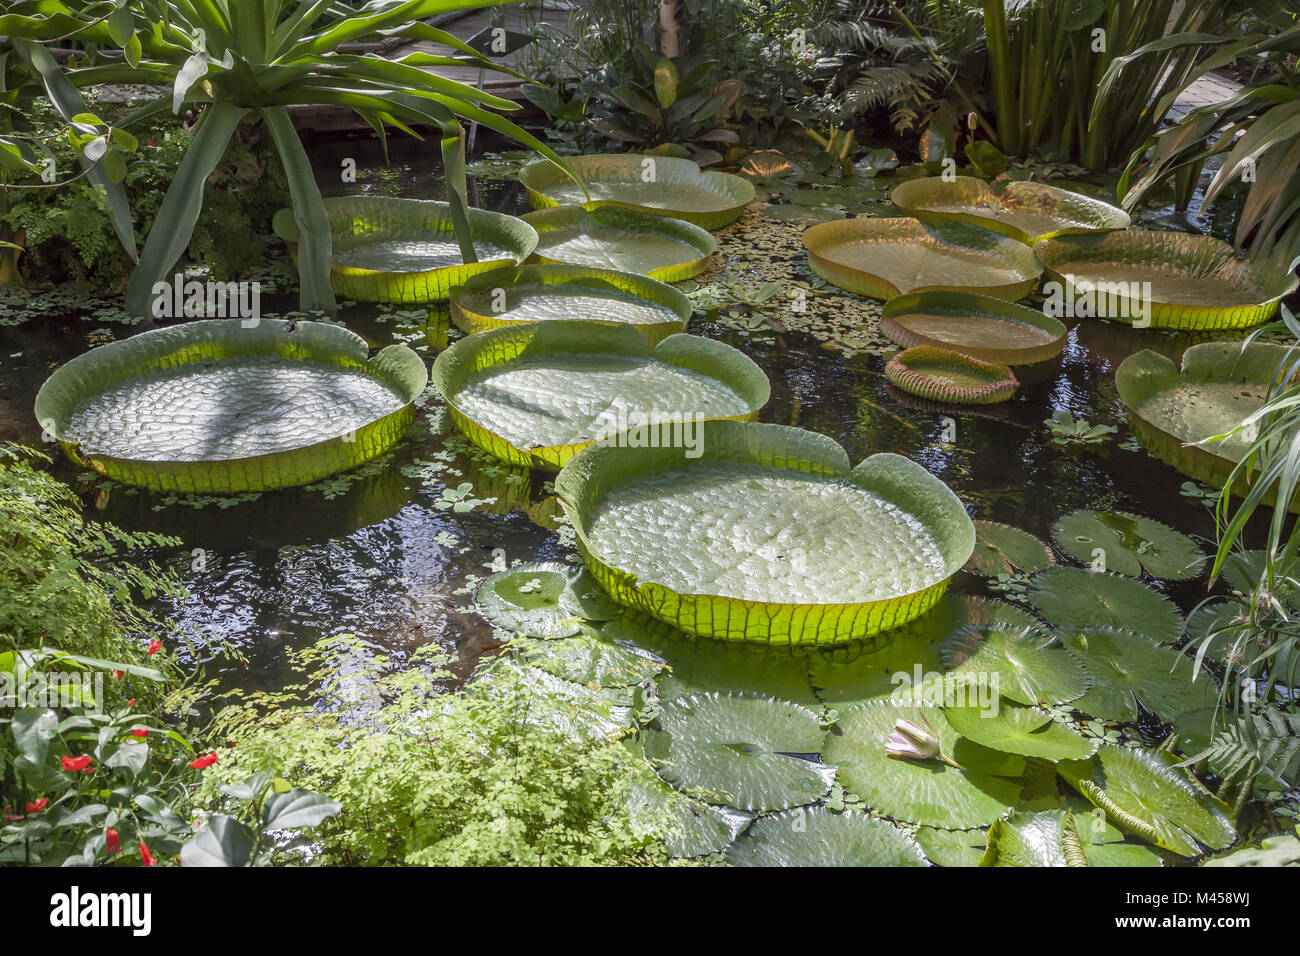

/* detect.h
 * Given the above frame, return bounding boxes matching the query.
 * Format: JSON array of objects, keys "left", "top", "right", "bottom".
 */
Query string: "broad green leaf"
[
  {"left": 623, "top": 772, "right": 751, "bottom": 859},
  {"left": 11, "top": 708, "right": 58, "bottom": 764},
  {"left": 941, "top": 623, "right": 1089, "bottom": 707},
  {"left": 980, "top": 810, "right": 1088, "bottom": 866},
  {"left": 1051, "top": 510, "right": 1205, "bottom": 580},
  {"left": 1027, "top": 566, "right": 1183, "bottom": 645},
  {"left": 261, "top": 788, "right": 342, "bottom": 831},
  {"left": 964, "top": 521, "right": 1055, "bottom": 576},
  {"left": 727, "top": 807, "right": 927, "bottom": 867},
  {"left": 945, "top": 702, "right": 1097, "bottom": 761},
  {"left": 1059, "top": 627, "right": 1217, "bottom": 722},
  {"left": 476, "top": 562, "right": 619, "bottom": 639},
  {"left": 181, "top": 815, "right": 255, "bottom": 867}
]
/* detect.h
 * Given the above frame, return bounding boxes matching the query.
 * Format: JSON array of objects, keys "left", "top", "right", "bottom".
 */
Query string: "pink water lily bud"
[{"left": 887, "top": 718, "right": 941, "bottom": 759}]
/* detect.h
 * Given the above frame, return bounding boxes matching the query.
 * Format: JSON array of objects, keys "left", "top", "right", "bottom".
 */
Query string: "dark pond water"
[{"left": 0, "top": 132, "right": 1291, "bottom": 699}]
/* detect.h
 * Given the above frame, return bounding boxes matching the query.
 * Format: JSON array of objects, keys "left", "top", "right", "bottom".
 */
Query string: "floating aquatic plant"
[
  {"left": 726, "top": 806, "right": 927, "bottom": 867},
  {"left": 885, "top": 346, "right": 1019, "bottom": 406},
  {"left": 1051, "top": 509, "right": 1205, "bottom": 580},
  {"left": 1057, "top": 626, "right": 1217, "bottom": 722},
  {"left": 475, "top": 561, "right": 618, "bottom": 639},
  {"left": 941, "top": 623, "right": 1090, "bottom": 708},
  {"left": 1027, "top": 566, "right": 1183, "bottom": 644},
  {"left": 964, "top": 520, "right": 1055, "bottom": 576}
]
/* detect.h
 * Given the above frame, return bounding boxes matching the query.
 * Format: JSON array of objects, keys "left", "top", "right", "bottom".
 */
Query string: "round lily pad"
[
  {"left": 941, "top": 623, "right": 1089, "bottom": 707},
  {"left": 885, "top": 346, "right": 1018, "bottom": 405},
  {"left": 881, "top": 291, "right": 1068, "bottom": 367},
  {"left": 643, "top": 692, "right": 834, "bottom": 812},
  {"left": 944, "top": 702, "right": 1097, "bottom": 761},
  {"left": 1060, "top": 744, "right": 1236, "bottom": 857},
  {"left": 522, "top": 205, "right": 716, "bottom": 281},
  {"left": 519, "top": 153, "right": 755, "bottom": 229},
  {"left": 34, "top": 319, "right": 427, "bottom": 493},
  {"left": 448, "top": 263, "right": 692, "bottom": 346},
  {"left": 1027, "top": 566, "right": 1183, "bottom": 645},
  {"left": 275, "top": 196, "right": 538, "bottom": 303},
  {"left": 434, "top": 321, "right": 769, "bottom": 469},
  {"left": 1058, "top": 626, "right": 1219, "bottom": 722},
  {"left": 726, "top": 806, "right": 927, "bottom": 867},
  {"left": 914, "top": 826, "right": 988, "bottom": 867},
  {"left": 476, "top": 561, "right": 618, "bottom": 638},
  {"left": 823, "top": 700, "right": 1023, "bottom": 829},
  {"left": 1051, "top": 510, "right": 1205, "bottom": 580},
  {"left": 802, "top": 217, "right": 1043, "bottom": 301},
  {"left": 522, "top": 630, "right": 663, "bottom": 687},
  {"left": 624, "top": 772, "right": 752, "bottom": 859},
  {"left": 556, "top": 421, "right": 976, "bottom": 646},
  {"left": 965, "top": 520, "right": 1055, "bottom": 576},
  {"left": 811, "top": 595, "right": 1038, "bottom": 708},
  {"left": 979, "top": 809, "right": 1089, "bottom": 866}
]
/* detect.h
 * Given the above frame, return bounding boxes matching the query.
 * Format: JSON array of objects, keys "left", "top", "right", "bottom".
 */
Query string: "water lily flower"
[
  {"left": 886, "top": 715, "right": 965, "bottom": 769},
  {"left": 146, "top": 640, "right": 163, "bottom": 656},
  {"left": 105, "top": 828, "right": 120, "bottom": 855},
  {"left": 188, "top": 751, "right": 219, "bottom": 770},
  {"left": 139, "top": 839, "right": 154, "bottom": 867},
  {"left": 61, "top": 755, "right": 93, "bottom": 773},
  {"left": 26, "top": 800, "right": 47, "bottom": 814}
]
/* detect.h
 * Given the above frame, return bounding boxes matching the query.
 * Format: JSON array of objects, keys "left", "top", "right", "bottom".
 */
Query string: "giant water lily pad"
[
  {"left": 556, "top": 422, "right": 976, "bottom": 645},
  {"left": 941, "top": 623, "right": 1089, "bottom": 707},
  {"left": 433, "top": 321, "right": 768, "bottom": 469},
  {"left": 1116, "top": 341, "right": 1298, "bottom": 505},
  {"left": 726, "top": 807, "right": 927, "bottom": 867},
  {"left": 448, "top": 264, "right": 691, "bottom": 346},
  {"left": 892, "top": 176, "right": 1130, "bottom": 244},
  {"left": 275, "top": 196, "right": 538, "bottom": 303},
  {"left": 34, "top": 320, "right": 426, "bottom": 493},
  {"left": 824, "top": 700, "right": 1023, "bottom": 828},
  {"left": 1051, "top": 510, "right": 1205, "bottom": 580},
  {"left": 519, "top": 153, "right": 755, "bottom": 229},
  {"left": 642, "top": 693, "right": 834, "bottom": 812},
  {"left": 802, "top": 218, "right": 1043, "bottom": 300},
  {"left": 944, "top": 702, "right": 1097, "bottom": 761},
  {"left": 881, "top": 291, "right": 1068, "bottom": 367},
  {"left": 885, "top": 346, "right": 1018, "bottom": 405},
  {"left": 1027, "top": 566, "right": 1182, "bottom": 645},
  {"left": 1034, "top": 232, "right": 1297, "bottom": 330},
  {"left": 1060, "top": 745, "right": 1235, "bottom": 857},
  {"left": 964, "top": 521, "right": 1055, "bottom": 576},
  {"left": 811, "top": 596, "right": 1038, "bottom": 708},
  {"left": 1058, "top": 626, "right": 1217, "bottom": 721},
  {"left": 522, "top": 205, "right": 716, "bottom": 281}
]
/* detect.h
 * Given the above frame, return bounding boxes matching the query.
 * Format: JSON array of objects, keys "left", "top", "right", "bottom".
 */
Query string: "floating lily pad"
[
  {"left": 275, "top": 196, "right": 538, "bottom": 303},
  {"left": 1057, "top": 627, "right": 1217, "bottom": 722},
  {"left": 979, "top": 809, "right": 1089, "bottom": 866},
  {"left": 643, "top": 692, "right": 834, "bottom": 812},
  {"left": 34, "top": 320, "right": 426, "bottom": 493},
  {"left": 941, "top": 623, "right": 1089, "bottom": 707},
  {"left": 881, "top": 291, "right": 1068, "bottom": 367},
  {"left": 726, "top": 806, "right": 927, "bottom": 867},
  {"left": 1051, "top": 510, "right": 1206, "bottom": 580},
  {"left": 825, "top": 701, "right": 1023, "bottom": 828},
  {"left": 601, "top": 611, "right": 820, "bottom": 707},
  {"left": 624, "top": 772, "right": 752, "bottom": 859},
  {"left": 802, "top": 218, "right": 1043, "bottom": 300},
  {"left": 433, "top": 321, "right": 768, "bottom": 469},
  {"left": 522, "top": 205, "right": 716, "bottom": 281},
  {"left": 522, "top": 629, "right": 663, "bottom": 686},
  {"left": 473, "top": 663, "right": 634, "bottom": 742},
  {"left": 945, "top": 702, "right": 1097, "bottom": 761},
  {"left": 1204, "top": 830, "right": 1300, "bottom": 867},
  {"left": 556, "top": 422, "right": 976, "bottom": 645},
  {"left": 965, "top": 521, "right": 1055, "bottom": 576},
  {"left": 892, "top": 176, "right": 1130, "bottom": 244},
  {"left": 914, "top": 826, "right": 988, "bottom": 867},
  {"left": 1116, "top": 341, "right": 1298, "bottom": 505},
  {"left": 886, "top": 346, "right": 1018, "bottom": 406},
  {"left": 1027, "top": 566, "right": 1183, "bottom": 645},
  {"left": 1060, "top": 744, "right": 1235, "bottom": 857},
  {"left": 476, "top": 561, "right": 618, "bottom": 638},
  {"left": 1035, "top": 232, "right": 1297, "bottom": 330},
  {"left": 448, "top": 264, "right": 691, "bottom": 346},
  {"left": 519, "top": 153, "right": 755, "bottom": 229}
]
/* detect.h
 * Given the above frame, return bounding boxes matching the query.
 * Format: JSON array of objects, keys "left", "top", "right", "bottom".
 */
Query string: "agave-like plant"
[{"left": 0, "top": 0, "right": 575, "bottom": 316}]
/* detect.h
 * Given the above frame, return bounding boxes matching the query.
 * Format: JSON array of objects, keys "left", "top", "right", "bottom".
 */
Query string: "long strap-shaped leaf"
[
  {"left": 125, "top": 99, "right": 248, "bottom": 318},
  {"left": 13, "top": 39, "right": 138, "bottom": 263},
  {"left": 259, "top": 105, "right": 337, "bottom": 314},
  {"left": 438, "top": 120, "right": 476, "bottom": 265}
]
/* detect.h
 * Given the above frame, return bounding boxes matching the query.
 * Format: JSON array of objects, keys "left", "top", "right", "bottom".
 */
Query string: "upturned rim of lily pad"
[
  {"left": 448, "top": 263, "right": 692, "bottom": 347},
  {"left": 432, "top": 320, "right": 770, "bottom": 470},
  {"left": 881, "top": 290, "right": 1068, "bottom": 366},
  {"left": 555, "top": 421, "right": 976, "bottom": 646},
  {"left": 1033, "top": 231, "right": 1298, "bottom": 330},
  {"left": 33, "top": 319, "right": 427, "bottom": 493},
  {"left": 521, "top": 204, "right": 717, "bottom": 281},
  {"left": 518, "top": 153, "right": 755, "bottom": 229},
  {"left": 891, "top": 175, "right": 1131, "bottom": 244},
  {"left": 274, "top": 196, "right": 539, "bottom": 304},
  {"left": 802, "top": 217, "right": 1043, "bottom": 301},
  {"left": 885, "top": 346, "right": 1019, "bottom": 405}
]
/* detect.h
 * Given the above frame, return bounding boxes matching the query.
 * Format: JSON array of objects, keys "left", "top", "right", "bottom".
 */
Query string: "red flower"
[
  {"left": 130, "top": 729, "right": 148, "bottom": 738},
  {"left": 146, "top": 640, "right": 163, "bottom": 656},
  {"left": 127, "top": 699, "right": 136, "bottom": 708},
  {"left": 139, "top": 839, "right": 154, "bottom": 867},
  {"left": 61, "top": 755, "right": 93, "bottom": 772},
  {"left": 113, "top": 670, "right": 124, "bottom": 680},
  {"left": 105, "top": 828, "right": 120, "bottom": 855},
  {"left": 188, "top": 751, "right": 219, "bottom": 770},
  {"left": 26, "top": 799, "right": 47, "bottom": 814}
]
